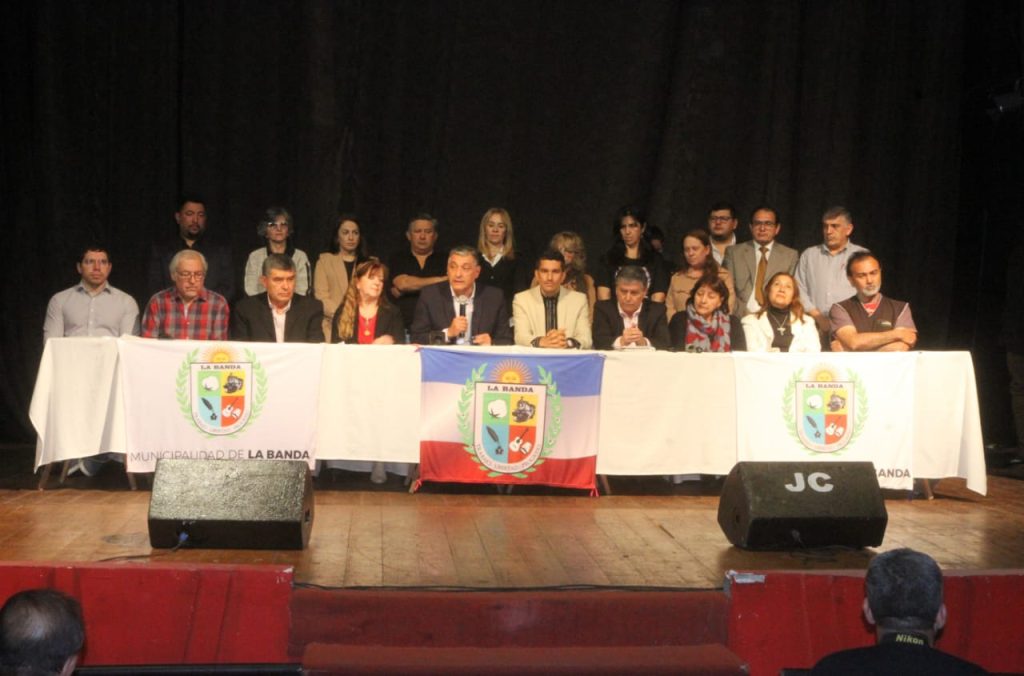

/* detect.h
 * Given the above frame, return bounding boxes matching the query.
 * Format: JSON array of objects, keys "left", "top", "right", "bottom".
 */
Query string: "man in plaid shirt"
[{"left": 142, "top": 249, "right": 229, "bottom": 340}]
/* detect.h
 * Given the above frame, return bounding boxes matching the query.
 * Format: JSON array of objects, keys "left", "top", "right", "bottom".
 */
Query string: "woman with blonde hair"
[
  {"left": 741, "top": 272, "right": 820, "bottom": 352},
  {"left": 548, "top": 231, "right": 597, "bottom": 318},
  {"left": 476, "top": 207, "right": 527, "bottom": 312},
  {"left": 666, "top": 229, "right": 735, "bottom": 320},
  {"left": 331, "top": 258, "right": 405, "bottom": 344}
]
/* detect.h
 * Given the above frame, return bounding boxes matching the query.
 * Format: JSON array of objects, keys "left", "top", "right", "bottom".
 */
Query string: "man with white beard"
[{"left": 829, "top": 251, "right": 916, "bottom": 352}]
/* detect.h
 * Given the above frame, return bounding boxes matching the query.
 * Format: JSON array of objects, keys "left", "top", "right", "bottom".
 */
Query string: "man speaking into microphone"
[{"left": 411, "top": 245, "right": 512, "bottom": 345}]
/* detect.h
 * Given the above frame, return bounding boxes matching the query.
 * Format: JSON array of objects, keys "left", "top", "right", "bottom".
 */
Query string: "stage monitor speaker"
[
  {"left": 717, "top": 461, "right": 887, "bottom": 550},
  {"left": 148, "top": 460, "right": 314, "bottom": 550}
]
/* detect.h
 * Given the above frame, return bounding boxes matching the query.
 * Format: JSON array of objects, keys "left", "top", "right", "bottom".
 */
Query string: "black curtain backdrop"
[{"left": 2, "top": 0, "right": 1021, "bottom": 443}]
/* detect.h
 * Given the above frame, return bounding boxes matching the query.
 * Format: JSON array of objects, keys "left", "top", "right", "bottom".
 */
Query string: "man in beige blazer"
[
  {"left": 513, "top": 249, "right": 592, "bottom": 349},
  {"left": 723, "top": 206, "right": 798, "bottom": 317}
]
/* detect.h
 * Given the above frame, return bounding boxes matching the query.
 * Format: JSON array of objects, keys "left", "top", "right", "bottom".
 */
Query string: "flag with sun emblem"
[
  {"left": 732, "top": 352, "right": 917, "bottom": 490},
  {"left": 118, "top": 338, "right": 323, "bottom": 472},
  {"left": 417, "top": 348, "right": 604, "bottom": 493}
]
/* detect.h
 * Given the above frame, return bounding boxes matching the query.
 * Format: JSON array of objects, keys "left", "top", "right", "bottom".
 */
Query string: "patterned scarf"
[{"left": 685, "top": 306, "right": 732, "bottom": 353}]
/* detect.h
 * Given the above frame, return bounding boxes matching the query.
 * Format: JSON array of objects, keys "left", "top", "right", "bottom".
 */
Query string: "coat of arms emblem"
[
  {"left": 785, "top": 365, "right": 866, "bottom": 454},
  {"left": 177, "top": 347, "right": 266, "bottom": 437}
]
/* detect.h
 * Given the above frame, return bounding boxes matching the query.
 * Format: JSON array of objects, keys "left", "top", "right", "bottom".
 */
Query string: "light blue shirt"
[{"left": 795, "top": 242, "right": 868, "bottom": 315}]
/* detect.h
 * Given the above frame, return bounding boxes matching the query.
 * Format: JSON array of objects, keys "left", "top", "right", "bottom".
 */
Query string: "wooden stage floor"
[{"left": 2, "top": 462, "right": 1023, "bottom": 589}]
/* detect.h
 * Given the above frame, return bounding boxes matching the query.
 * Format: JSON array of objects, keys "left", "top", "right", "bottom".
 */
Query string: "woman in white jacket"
[{"left": 742, "top": 272, "right": 820, "bottom": 352}]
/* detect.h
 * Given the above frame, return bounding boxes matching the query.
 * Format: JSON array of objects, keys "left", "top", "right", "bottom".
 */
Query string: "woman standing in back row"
[{"left": 314, "top": 214, "right": 368, "bottom": 342}]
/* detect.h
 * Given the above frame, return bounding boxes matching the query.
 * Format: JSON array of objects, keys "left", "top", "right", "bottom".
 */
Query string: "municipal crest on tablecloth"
[
  {"left": 176, "top": 346, "right": 267, "bottom": 437},
  {"left": 783, "top": 365, "right": 867, "bottom": 454},
  {"left": 458, "top": 359, "right": 561, "bottom": 477}
]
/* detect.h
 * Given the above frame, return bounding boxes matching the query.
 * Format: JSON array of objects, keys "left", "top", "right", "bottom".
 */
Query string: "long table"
[{"left": 29, "top": 338, "right": 986, "bottom": 494}]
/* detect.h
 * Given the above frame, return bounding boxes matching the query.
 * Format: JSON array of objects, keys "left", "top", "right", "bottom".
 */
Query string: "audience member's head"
[
  {"left": 446, "top": 246, "right": 481, "bottom": 297},
  {"left": 864, "top": 548, "right": 946, "bottom": 638},
  {"left": 821, "top": 205, "right": 854, "bottom": 252},
  {"left": 257, "top": 206, "right": 294, "bottom": 243},
  {"left": 534, "top": 248, "right": 567, "bottom": 298},
  {"left": 758, "top": 271, "right": 805, "bottom": 321},
  {"left": 645, "top": 225, "right": 666, "bottom": 254},
  {"left": 0, "top": 589, "right": 84, "bottom": 676},
  {"left": 407, "top": 214, "right": 439, "bottom": 256},
  {"left": 169, "top": 249, "right": 208, "bottom": 301},
  {"left": 261, "top": 253, "right": 297, "bottom": 309},
  {"left": 749, "top": 206, "right": 781, "bottom": 246},
  {"left": 614, "top": 265, "right": 650, "bottom": 315},
  {"left": 707, "top": 202, "right": 738, "bottom": 242},
  {"left": 477, "top": 208, "right": 516, "bottom": 259},
  {"left": 76, "top": 246, "right": 113, "bottom": 292},
  {"left": 175, "top": 194, "right": 207, "bottom": 242},
  {"left": 326, "top": 214, "right": 367, "bottom": 258},
  {"left": 686, "top": 272, "right": 731, "bottom": 319},
  {"left": 549, "top": 231, "right": 588, "bottom": 273}
]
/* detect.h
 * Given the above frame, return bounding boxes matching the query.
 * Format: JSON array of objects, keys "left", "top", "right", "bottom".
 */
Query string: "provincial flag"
[{"left": 417, "top": 347, "right": 604, "bottom": 494}]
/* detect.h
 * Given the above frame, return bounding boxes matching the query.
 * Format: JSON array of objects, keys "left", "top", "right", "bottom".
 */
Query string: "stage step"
[
  {"left": 302, "top": 642, "right": 747, "bottom": 675},
  {"left": 290, "top": 588, "right": 730, "bottom": 655}
]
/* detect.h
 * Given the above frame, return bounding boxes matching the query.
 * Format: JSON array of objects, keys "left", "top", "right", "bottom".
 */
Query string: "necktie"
[
  {"left": 543, "top": 296, "right": 558, "bottom": 332},
  {"left": 755, "top": 245, "right": 768, "bottom": 306}
]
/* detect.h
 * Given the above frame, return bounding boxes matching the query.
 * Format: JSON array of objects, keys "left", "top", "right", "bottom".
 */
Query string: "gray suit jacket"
[
  {"left": 512, "top": 286, "right": 592, "bottom": 348},
  {"left": 723, "top": 240, "right": 798, "bottom": 317}
]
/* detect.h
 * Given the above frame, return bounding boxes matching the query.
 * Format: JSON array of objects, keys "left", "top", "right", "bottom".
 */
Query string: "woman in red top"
[{"left": 331, "top": 258, "right": 406, "bottom": 344}]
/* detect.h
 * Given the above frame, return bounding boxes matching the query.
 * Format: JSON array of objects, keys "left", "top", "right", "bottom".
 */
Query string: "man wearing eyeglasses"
[
  {"left": 43, "top": 246, "right": 139, "bottom": 340},
  {"left": 147, "top": 195, "right": 236, "bottom": 302},
  {"left": 707, "top": 202, "right": 740, "bottom": 265},
  {"left": 723, "top": 206, "right": 798, "bottom": 317},
  {"left": 141, "top": 249, "right": 229, "bottom": 339}
]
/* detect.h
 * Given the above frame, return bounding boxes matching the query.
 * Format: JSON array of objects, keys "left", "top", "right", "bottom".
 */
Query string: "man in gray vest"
[{"left": 829, "top": 252, "right": 916, "bottom": 352}]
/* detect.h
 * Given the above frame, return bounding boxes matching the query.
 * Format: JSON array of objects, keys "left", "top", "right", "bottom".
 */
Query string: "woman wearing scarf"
[{"left": 668, "top": 273, "right": 745, "bottom": 352}]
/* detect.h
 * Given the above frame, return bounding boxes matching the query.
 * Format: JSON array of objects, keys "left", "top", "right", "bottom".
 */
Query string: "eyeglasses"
[
  {"left": 751, "top": 220, "right": 777, "bottom": 228},
  {"left": 176, "top": 271, "right": 206, "bottom": 280}
]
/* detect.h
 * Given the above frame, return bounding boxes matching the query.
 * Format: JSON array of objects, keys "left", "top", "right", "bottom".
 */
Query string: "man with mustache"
[{"left": 829, "top": 252, "right": 916, "bottom": 352}]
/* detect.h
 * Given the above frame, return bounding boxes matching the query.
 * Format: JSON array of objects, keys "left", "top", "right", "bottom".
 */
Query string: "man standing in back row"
[
  {"left": 796, "top": 206, "right": 868, "bottom": 335},
  {"left": 388, "top": 214, "right": 448, "bottom": 330},
  {"left": 723, "top": 206, "right": 798, "bottom": 317},
  {"left": 148, "top": 195, "right": 235, "bottom": 301}
]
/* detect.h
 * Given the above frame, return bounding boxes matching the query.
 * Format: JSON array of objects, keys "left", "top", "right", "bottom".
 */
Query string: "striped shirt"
[{"left": 141, "top": 287, "right": 229, "bottom": 340}]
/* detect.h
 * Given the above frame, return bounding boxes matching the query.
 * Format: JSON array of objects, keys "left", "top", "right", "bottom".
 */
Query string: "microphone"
[{"left": 456, "top": 295, "right": 470, "bottom": 344}]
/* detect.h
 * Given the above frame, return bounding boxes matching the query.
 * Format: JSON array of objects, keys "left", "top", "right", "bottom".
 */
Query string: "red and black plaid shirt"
[{"left": 141, "top": 287, "right": 230, "bottom": 340}]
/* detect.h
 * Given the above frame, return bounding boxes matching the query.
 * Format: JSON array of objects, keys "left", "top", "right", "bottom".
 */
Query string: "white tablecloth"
[{"left": 30, "top": 339, "right": 986, "bottom": 494}]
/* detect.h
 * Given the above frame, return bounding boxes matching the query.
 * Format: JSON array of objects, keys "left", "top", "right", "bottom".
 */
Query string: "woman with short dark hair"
[{"left": 668, "top": 273, "right": 745, "bottom": 352}]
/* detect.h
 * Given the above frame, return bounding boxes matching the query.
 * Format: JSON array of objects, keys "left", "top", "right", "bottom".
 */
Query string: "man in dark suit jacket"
[
  {"left": 593, "top": 264, "right": 670, "bottom": 350},
  {"left": 230, "top": 253, "right": 322, "bottom": 343},
  {"left": 723, "top": 206, "right": 799, "bottom": 317},
  {"left": 410, "top": 246, "right": 512, "bottom": 345}
]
